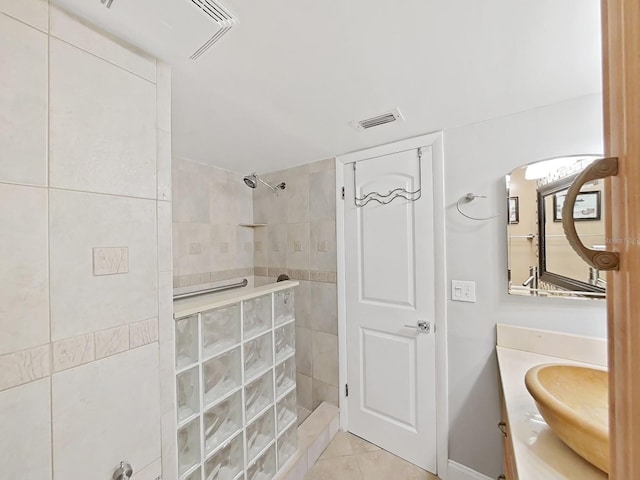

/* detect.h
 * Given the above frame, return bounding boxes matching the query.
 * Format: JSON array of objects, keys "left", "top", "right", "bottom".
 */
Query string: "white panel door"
[{"left": 344, "top": 147, "right": 437, "bottom": 473}]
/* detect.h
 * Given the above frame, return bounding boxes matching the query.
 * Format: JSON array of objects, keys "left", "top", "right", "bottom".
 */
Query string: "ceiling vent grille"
[
  {"left": 188, "top": 0, "right": 237, "bottom": 59},
  {"left": 352, "top": 108, "right": 405, "bottom": 131},
  {"left": 189, "top": 0, "right": 234, "bottom": 24}
]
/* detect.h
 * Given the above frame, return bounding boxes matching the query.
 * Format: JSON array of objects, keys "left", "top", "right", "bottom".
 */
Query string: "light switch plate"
[{"left": 451, "top": 280, "right": 476, "bottom": 303}]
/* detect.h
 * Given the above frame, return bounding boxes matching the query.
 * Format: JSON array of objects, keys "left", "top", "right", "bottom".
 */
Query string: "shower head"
[
  {"left": 243, "top": 174, "right": 258, "bottom": 189},
  {"left": 242, "top": 173, "right": 286, "bottom": 193}
]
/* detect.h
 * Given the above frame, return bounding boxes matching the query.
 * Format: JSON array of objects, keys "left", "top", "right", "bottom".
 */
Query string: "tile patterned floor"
[{"left": 304, "top": 431, "right": 440, "bottom": 480}]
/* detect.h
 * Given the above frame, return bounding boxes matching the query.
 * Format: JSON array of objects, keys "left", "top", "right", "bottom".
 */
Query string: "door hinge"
[
  {"left": 341, "top": 186, "right": 345, "bottom": 199},
  {"left": 345, "top": 383, "right": 349, "bottom": 397}
]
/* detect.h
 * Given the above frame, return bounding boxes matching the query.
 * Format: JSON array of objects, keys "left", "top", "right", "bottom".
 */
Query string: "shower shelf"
[
  {"left": 239, "top": 223, "right": 267, "bottom": 227},
  {"left": 174, "top": 281, "right": 299, "bottom": 480}
]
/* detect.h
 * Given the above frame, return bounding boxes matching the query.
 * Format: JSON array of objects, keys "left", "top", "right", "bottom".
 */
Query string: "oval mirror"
[{"left": 506, "top": 155, "right": 606, "bottom": 299}]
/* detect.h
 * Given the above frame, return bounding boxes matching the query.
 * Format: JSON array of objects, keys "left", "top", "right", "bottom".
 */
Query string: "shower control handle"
[
  {"left": 112, "top": 461, "right": 133, "bottom": 480},
  {"left": 404, "top": 320, "right": 430, "bottom": 334}
]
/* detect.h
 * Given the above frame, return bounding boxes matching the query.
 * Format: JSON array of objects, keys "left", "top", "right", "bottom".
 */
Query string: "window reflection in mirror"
[{"left": 506, "top": 155, "right": 606, "bottom": 299}]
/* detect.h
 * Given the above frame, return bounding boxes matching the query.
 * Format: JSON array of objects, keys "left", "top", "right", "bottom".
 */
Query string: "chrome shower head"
[
  {"left": 242, "top": 173, "right": 285, "bottom": 193},
  {"left": 243, "top": 174, "right": 258, "bottom": 189}
]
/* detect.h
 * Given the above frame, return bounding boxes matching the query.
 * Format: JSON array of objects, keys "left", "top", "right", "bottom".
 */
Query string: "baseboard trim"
[{"left": 447, "top": 460, "right": 494, "bottom": 480}]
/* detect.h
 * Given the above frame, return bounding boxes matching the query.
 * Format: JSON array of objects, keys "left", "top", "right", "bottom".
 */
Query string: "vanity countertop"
[{"left": 497, "top": 346, "right": 607, "bottom": 480}]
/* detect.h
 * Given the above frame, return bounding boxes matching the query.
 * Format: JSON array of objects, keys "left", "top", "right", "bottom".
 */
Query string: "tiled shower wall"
[
  {"left": 172, "top": 157, "right": 254, "bottom": 291},
  {"left": 252, "top": 158, "right": 339, "bottom": 418},
  {"left": 0, "top": 2, "right": 173, "bottom": 479}
]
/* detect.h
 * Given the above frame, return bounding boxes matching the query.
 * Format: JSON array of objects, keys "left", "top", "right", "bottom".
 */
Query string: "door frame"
[
  {"left": 335, "top": 132, "right": 449, "bottom": 479},
  {"left": 602, "top": 1, "right": 640, "bottom": 478}
]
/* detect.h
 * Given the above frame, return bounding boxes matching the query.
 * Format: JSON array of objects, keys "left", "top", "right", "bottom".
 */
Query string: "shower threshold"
[{"left": 274, "top": 402, "right": 339, "bottom": 480}]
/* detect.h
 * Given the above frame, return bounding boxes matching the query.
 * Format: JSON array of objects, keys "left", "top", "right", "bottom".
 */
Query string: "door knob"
[{"left": 404, "top": 320, "right": 430, "bottom": 333}]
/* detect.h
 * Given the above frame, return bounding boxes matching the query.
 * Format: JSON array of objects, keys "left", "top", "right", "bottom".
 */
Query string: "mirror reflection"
[{"left": 507, "top": 155, "right": 606, "bottom": 299}]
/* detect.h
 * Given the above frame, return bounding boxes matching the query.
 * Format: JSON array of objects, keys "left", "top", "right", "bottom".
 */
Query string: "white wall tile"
[
  {"left": 175, "top": 222, "right": 213, "bottom": 276},
  {"left": 49, "top": 38, "right": 157, "bottom": 198},
  {"left": 95, "top": 325, "right": 130, "bottom": 359},
  {"left": 158, "top": 201, "right": 173, "bottom": 273},
  {"left": 211, "top": 223, "right": 238, "bottom": 270},
  {"left": 159, "top": 338, "right": 176, "bottom": 416},
  {"left": 236, "top": 225, "right": 254, "bottom": 269},
  {"left": 156, "top": 62, "right": 171, "bottom": 131},
  {"left": 158, "top": 271, "right": 174, "bottom": 345},
  {"left": 311, "top": 332, "right": 339, "bottom": 387},
  {"left": 157, "top": 129, "right": 172, "bottom": 201},
  {"left": 172, "top": 162, "right": 210, "bottom": 223},
  {"left": 0, "top": 184, "right": 49, "bottom": 355},
  {"left": 49, "top": 6, "right": 156, "bottom": 82},
  {"left": 133, "top": 457, "right": 162, "bottom": 480},
  {"left": 0, "top": 378, "right": 51, "bottom": 479},
  {"left": 130, "top": 318, "right": 159, "bottom": 349},
  {"left": 309, "top": 282, "right": 338, "bottom": 336},
  {"left": 295, "top": 328, "right": 312, "bottom": 376},
  {"left": 286, "top": 222, "right": 310, "bottom": 270},
  {"left": 52, "top": 333, "right": 95, "bottom": 372},
  {"left": 50, "top": 190, "right": 158, "bottom": 341},
  {"left": 0, "top": 0, "right": 48, "bottom": 32},
  {"left": 309, "top": 170, "right": 336, "bottom": 222},
  {"left": 309, "top": 220, "right": 337, "bottom": 272},
  {"left": 286, "top": 168, "right": 310, "bottom": 223},
  {"left": 52, "top": 344, "right": 161, "bottom": 480},
  {"left": 209, "top": 171, "right": 238, "bottom": 225},
  {"left": 308, "top": 158, "right": 335, "bottom": 173},
  {"left": 0, "top": 14, "right": 47, "bottom": 186},
  {"left": 254, "top": 225, "right": 269, "bottom": 268},
  {"left": 0, "top": 345, "right": 50, "bottom": 392},
  {"left": 161, "top": 410, "right": 178, "bottom": 480},
  {"left": 268, "top": 224, "right": 287, "bottom": 268}
]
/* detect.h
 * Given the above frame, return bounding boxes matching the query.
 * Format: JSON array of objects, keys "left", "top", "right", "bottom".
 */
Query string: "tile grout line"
[
  {"left": 46, "top": 3, "right": 55, "bottom": 478},
  {"left": 0, "top": 10, "right": 48, "bottom": 34},
  {"left": 49, "top": 33, "right": 156, "bottom": 86},
  {"left": 0, "top": 180, "right": 167, "bottom": 203}
]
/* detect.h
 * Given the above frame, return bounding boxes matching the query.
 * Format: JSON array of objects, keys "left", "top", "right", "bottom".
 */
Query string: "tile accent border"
[
  {"left": 173, "top": 268, "right": 337, "bottom": 289},
  {"left": 92, "top": 246, "right": 129, "bottom": 276},
  {"left": 173, "top": 267, "right": 254, "bottom": 288},
  {"left": 0, "top": 318, "right": 160, "bottom": 391},
  {"left": 0, "top": 345, "right": 51, "bottom": 392},
  {"left": 262, "top": 267, "right": 337, "bottom": 284}
]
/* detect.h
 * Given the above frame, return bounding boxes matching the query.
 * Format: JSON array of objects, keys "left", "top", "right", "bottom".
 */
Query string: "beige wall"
[
  {"left": 0, "top": 2, "right": 173, "bottom": 479},
  {"left": 252, "top": 158, "right": 338, "bottom": 418},
  {"left": 172, "top": 157, "right": 254, "bottom": 291}
]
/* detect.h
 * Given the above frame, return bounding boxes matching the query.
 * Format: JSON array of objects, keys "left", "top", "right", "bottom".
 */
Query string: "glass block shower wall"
[{"left": 174, "top": 287, "right": 297, "bottom": 480}]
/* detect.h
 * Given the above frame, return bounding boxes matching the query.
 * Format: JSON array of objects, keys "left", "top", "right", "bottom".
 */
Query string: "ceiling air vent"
[
  {"left": 352, "top": 108, "right": 404, "bottom": 131},
  {"left": 52, "top": 0, "right": 238, "bottom": 63},
  {"left": 190, "top": 0, "right": 234, "bottom": 24},
  {"left": 188, "top": 0, "right": 237, "bottom": 59}
]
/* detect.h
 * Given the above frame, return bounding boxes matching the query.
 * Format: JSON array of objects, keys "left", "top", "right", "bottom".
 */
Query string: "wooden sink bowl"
[{"left": 525, "top": 364, "right": 609, "bottom": 473}]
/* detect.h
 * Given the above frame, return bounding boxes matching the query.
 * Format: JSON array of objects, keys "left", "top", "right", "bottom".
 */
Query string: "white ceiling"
[{"left": 170, "top": 0, "right": 602, "bottom": 173}]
